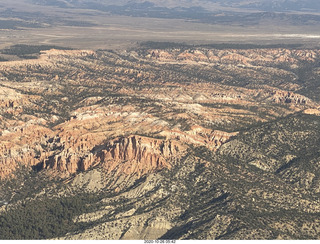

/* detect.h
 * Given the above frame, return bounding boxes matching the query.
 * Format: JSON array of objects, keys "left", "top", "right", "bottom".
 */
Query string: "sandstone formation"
[
  {"left": 0, "top": 46, "right": 319, "bottom": 179},
  {"left": 160, "top": 126, "right": 238, "bottom": 151},
  {"left": 304, "top": 108, "right": 320, "bottom": 115},
  {"left": 269, "top": 90, "right": 310, "bottom": 104},
  {"left": 1, "top": 45, "right": 320, "bottom": 240},
  {"left": 146, "top": 48, "right": 320, "bottom": 65},
  {"left": 100, "top": 135, "right": 186, "bottom": 176}
]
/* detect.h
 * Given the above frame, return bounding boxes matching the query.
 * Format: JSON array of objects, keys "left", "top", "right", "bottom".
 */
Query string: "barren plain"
[{"left": 1, "top": 0, "right": 320, "bottom": 49}]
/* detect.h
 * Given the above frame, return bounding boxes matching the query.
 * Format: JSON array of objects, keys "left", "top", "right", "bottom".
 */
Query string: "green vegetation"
[
  {"left": 0, "top": 166, "right": 102, "bottom": 239},
  {"left": 0, "top": 56, "right": 9, "bottom": 62},
  {"left": 1, "top": 44, "right": 73, "bottom": 59},
  {"left": 0, "top": 193, "right": 100, "bottom": 239}
]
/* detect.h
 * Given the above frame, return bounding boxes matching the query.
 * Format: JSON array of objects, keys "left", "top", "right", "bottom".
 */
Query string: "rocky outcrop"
[
  {"left": 0, "top": 87, "right": 35, "bottom": 116},
  {"left": 160, "top": 125, "right": 238, "bottom": 151},
  {"left": 304, "top": 108, "right": 320, "bottom": 116},
  {"left": 39, "top": 135, "right": 187, "bottom": 178},
  {"left": 40, "top": 131, "right": 105, "bottom": 177},
  {"left": 146, "top": 48, "right": 320, "bottom": 66},
  {"left": 269, "top": 90, "right": 310, "bottom": 104},
  {"left": 100, "top": 135, "right": 186, "bottom": 176},
  {"left": 0, "top": 120, "right": 53, "bottom": 179}
]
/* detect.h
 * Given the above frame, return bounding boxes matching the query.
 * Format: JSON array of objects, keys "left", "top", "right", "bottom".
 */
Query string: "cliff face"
[
  {"left": 269, "top": 90, "right": 310, "bottom": 104},
  {"left": 0, "top": 119, "right": 53, "bottom": 179},
  {"left": 100, "top": 135, "right": 186, "bottom": 176},
  {"left": 40, "top": 134, "right": 186, "bottom": 178}
]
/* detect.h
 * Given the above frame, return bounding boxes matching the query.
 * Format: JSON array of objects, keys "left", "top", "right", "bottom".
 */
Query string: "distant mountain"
[
  {"left": 239, "top": 0, "right": 320, "bottom": 12},
  {"left": 26, "top": 0, "right": 320, "bottom": 27},
  {"left": 29, "top": 0, "right": 320, "bottom": 12}
]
